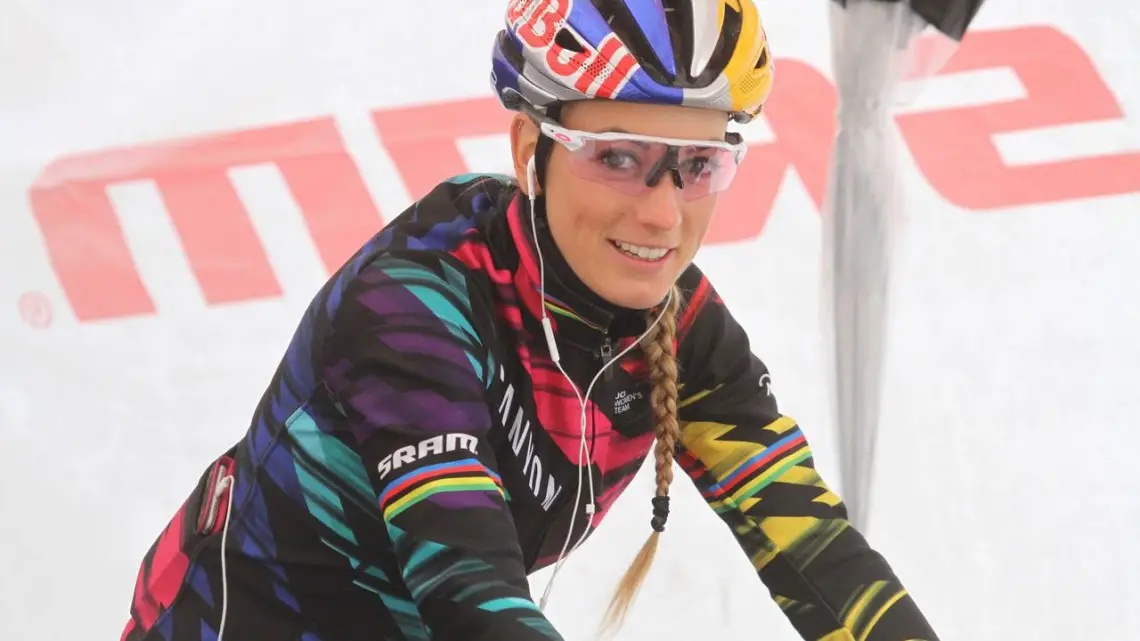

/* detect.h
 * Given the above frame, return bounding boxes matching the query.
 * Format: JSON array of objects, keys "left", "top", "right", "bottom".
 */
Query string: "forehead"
[{"left": 559, "top": 100, "right": 729, "bottom": 141}]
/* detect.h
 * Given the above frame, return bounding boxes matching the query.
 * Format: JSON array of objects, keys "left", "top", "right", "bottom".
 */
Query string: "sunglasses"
[{"left": 524, "top": 106, "right": 748, "bottom": 201}]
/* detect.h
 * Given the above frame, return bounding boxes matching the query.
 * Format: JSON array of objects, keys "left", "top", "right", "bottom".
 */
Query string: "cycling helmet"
[{"left": 491, "top": 0, "right": 774, "bottom": 124}]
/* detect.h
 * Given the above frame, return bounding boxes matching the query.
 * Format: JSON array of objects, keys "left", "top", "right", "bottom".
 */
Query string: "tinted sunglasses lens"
[
  {"left": 675, "top": 146, "right": 738, "bottom": 200},
  {"left": 561, "top": 137, "right": 738, "bottom": 199},
  {"left": 560, "top": 138, "right": 663, "bottom": 196}
]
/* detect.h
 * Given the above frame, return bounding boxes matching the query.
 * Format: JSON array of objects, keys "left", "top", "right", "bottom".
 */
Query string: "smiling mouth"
[{"left": 610, "top": 240, "right": 673, "bottom": 261}]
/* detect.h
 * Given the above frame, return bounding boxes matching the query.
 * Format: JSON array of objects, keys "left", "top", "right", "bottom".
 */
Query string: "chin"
[{"left": 595, "top": 280, "right": 675, "bottom": 311}]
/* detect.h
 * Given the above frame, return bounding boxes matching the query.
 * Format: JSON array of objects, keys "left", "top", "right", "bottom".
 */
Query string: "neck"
[{"left": 507, "top": 191, "right": 648, "bottom": 348}]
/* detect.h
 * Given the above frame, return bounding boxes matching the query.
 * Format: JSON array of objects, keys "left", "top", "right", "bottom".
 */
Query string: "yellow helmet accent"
[{"left": 723, "top": 0, "right": 774, "bottom": 120}]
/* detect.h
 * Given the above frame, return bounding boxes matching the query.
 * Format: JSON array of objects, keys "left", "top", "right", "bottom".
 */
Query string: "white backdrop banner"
[{"left": 2, "top": 2, "right": 1138, "bottom": 640}]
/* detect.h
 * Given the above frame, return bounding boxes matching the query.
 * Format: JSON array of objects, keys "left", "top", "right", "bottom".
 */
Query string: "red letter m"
[{"left": 29, "top": 118, "right": 383, "bottom": 322}]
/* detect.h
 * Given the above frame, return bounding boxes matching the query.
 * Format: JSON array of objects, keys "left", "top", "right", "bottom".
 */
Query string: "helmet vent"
[
  {"left": 555, "top": 28, "right": 586, "bottom": 53},
  {"left": 755, "top": 46, "right": 768, "bottom": 70},
  {"left": 661, "top": 0, "right": 740, "bottom": 87},
  {"left": 591, "top": 0, "right": 673, "bottom": 85},
  {"left": 498, "top": 30, "right": 527, "bottom": 70}
]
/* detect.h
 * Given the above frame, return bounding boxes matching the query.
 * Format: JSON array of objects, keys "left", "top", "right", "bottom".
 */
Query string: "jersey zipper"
[
  {"left": 529, "top": 333, "right": 612, "bottom": 569},
  {"left": 599, "top": 336, "right": 613, "bottom": 382},
  {"left": 592, "top": 334, "right": 614, "bottom": 455}
]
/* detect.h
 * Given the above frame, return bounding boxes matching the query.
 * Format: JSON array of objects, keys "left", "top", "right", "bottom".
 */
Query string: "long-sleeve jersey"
[{"left": 120, "top": 174, "right": 938, "bottom": 641}]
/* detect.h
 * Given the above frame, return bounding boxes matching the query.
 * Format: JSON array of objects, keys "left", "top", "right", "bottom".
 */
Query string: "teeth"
[{"left": 613, "top": 241, "right": 669, "bottom": 261}]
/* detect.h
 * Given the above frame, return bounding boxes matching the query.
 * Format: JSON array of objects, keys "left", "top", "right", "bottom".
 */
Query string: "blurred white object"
[{"left": 821, "top": 0, "right": 958, "bottom": 529}]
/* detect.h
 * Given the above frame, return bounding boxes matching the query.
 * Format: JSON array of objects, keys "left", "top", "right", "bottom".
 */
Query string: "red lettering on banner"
[
  {"left": 707, "top": 60, "right": 837, "bottom": 244},
  {"left": 371, "top": 98, "right": 515, "bottom": 198},
  {"left": 896, "top": 26, "right": 1140, "bottom": 209},
  {"left": 27, "top": 25, "right": 1139, "bottom": 324},
  {"left": 29, "top": 118, "right": 383, "bottom": 321}
]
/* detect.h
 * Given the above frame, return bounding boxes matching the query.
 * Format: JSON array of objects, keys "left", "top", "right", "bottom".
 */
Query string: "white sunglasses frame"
[{"left": 522, "top": 104, "right": 749, "bottom": 166}]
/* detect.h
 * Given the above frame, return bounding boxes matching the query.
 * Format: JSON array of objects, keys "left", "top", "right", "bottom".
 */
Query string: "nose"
[{"left": 632, "top": 179, "right": 683, "bottom": 231}]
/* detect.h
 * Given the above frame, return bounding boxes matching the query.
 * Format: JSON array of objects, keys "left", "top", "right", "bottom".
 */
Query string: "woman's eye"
[
  {"left": 682, "top": 156, "right": 717, "bottom": 178},
  {"left": 597, "top": 150, "right": 638, "bottom": 170}
]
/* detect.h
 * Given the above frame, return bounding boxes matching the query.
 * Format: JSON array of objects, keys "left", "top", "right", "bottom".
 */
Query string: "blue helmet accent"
[
  {"left": 490, "top": 0, "right": 695, "bottom": 112},
  {"left": 620, "top": 0, "right": 676, "bottom": 77},
  {"left": 489, "top": 30, "right": 524, "bottom": 109}
]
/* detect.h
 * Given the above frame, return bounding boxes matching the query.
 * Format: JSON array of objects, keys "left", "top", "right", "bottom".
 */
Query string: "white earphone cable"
[
  {"left": 525, "top": 156, "right": 671, "bottom": 610},
  {"left": 216, "top": 476, "right": 235, "bottom": 641}
]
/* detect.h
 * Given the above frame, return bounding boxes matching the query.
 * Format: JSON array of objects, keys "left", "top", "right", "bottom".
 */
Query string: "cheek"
[
  {"left": 549, "top": 183, "right": 623, "bottom": 235},
  {"left": 682, "top": 200, "right": 718, "bottom": 247},
  {"left": 546, "top": 180, "right": 624, "bottom": 252}
]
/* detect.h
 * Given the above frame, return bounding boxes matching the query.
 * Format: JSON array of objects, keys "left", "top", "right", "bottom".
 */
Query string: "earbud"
[{"left": 526, "top": 154, "right": 537, "bottom": 196}]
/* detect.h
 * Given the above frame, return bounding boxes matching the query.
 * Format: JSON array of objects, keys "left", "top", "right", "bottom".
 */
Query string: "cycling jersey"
[{"left": 120, "top": 174, "right": 938, "bottom": 641}]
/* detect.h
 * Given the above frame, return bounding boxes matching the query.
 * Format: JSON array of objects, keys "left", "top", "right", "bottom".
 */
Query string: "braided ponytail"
[{"left": 599, "top": 285, "right": 682, "bottom": 634}]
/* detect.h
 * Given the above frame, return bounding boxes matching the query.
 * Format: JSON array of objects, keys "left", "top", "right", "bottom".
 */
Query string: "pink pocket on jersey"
[{"left": 194, "top": 455, "right": 235, "bottom": 536}]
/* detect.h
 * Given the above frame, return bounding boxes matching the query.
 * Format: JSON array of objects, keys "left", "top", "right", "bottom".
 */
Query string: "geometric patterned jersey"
[{"left": 119, "top": 174, "right": 938, "bottom": 641}]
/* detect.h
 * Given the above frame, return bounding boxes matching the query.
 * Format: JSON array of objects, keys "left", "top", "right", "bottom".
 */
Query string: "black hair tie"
[{"left": 650, "top": 495, "right": 670, "bottom": 532}]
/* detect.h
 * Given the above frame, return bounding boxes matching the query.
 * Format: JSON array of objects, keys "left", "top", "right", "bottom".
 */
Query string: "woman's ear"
[{"left": 509, "top": 113, "right": 541, "bottom": 196}]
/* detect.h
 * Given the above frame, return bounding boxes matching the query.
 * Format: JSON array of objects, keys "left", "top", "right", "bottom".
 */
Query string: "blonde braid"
[{"left": 599, "top": 285, "right": 682, "bottom": 635}]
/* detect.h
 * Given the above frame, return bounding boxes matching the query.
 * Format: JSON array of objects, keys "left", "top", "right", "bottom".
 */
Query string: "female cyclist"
[{"left": 120, "top": 1, "right": 939, "bottom": 640}]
